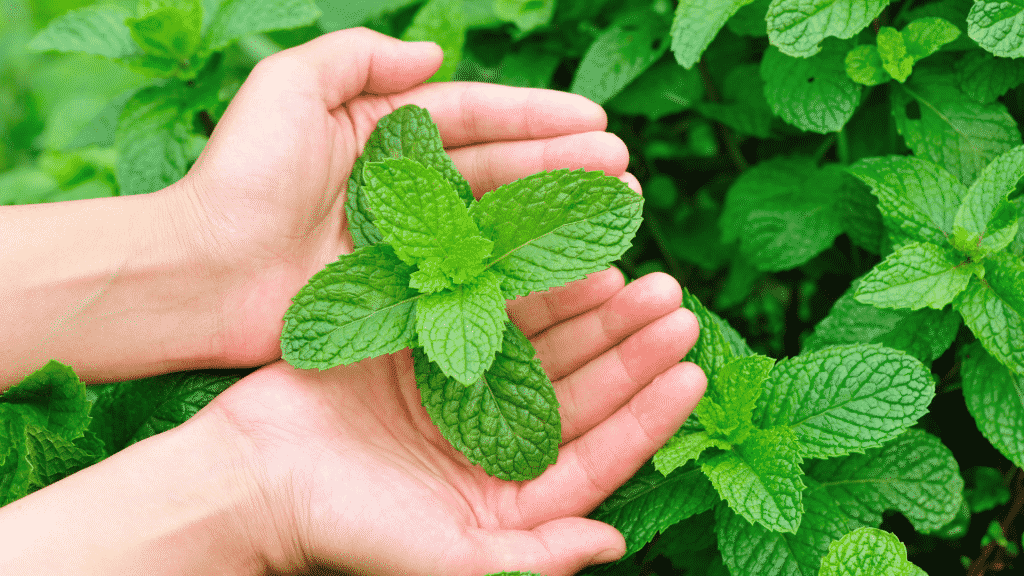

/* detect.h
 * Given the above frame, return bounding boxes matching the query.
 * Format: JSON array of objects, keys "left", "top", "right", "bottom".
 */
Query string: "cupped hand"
[
  {"left": 198, "top": 270, "right": 705, "bottom": 576},
  {"left": 171, "top": 27, "right": 634, "bottom": 367}
]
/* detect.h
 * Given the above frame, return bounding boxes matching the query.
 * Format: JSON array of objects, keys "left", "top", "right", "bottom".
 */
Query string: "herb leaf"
[
  {"left": 670, "top": 0, "right": 754, "bottom": 69},
  {"left": 956, "top": 253, "right": 1024, "bottom": 375},
  {"left": 961, "top": 343, "right": 1024, "bottom": 469},
  {"left": 854, "top": 242, "right": 976, "bottom": 310},
  {"left": 27, "top": 4, "right": 138, "bottom": 59},
  {"left": 967, "top": 0, "right": 1024, "bottom": 58},
  {"left": 203, "top": 0, "right": 321, "bottom": 53},
  {"left": 767, "top": 0, "right": 892, "bottom": 58},
  {"left": 760, "top": 42, "right": 861, "bottom": 133}
]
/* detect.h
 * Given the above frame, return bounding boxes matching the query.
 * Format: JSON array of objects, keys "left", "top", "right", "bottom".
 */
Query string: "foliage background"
[{"left": 1, "top": 0, "right": 1023, "bottom": 574}]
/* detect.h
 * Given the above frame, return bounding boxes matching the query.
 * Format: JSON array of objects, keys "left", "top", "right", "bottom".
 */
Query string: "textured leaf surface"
[
  {"left": 854, "top": 242, "right": 975, "bottom": 310},
  {"left": 761, "top": 42, "right": 860, "bottom": 133},
  {"left": 23, "top": 425, "right": 102, "bottom": 492},
  {"left": 0, "top": 360, "right": 90, "bottom": 441},
  {"left": 589, "top": 462, "right": 718, "bottom": 559},
  {"left": 902, "top": 17, "right": 961, "bottom": 61},
  {"left": 956, "top": 253, "right": 1024, "bottom": 375},
  {"left": 766, "top": 0, "right": 892, "bottom": 57},
  {"left": 756, "top": 345, "right": 933, "bottom": 458},
  {"left": 702, "top": 426, "right": 805, "bottom": 533},
  {"left": 695, "top": 355, "right": 774, "bottom": 444},
  {"left": 845, "top": 44, "right": 889, "bottom": 86},
  {"left": 807, "top": 429, "right": 963, "bottom": 532},
  {"left": 654, "top": 430, "right": 731, "bottom": 476},
  {"left": 114, "top": 86, "right": 190, "bottom": 195},
  {"left": 669, "top": 0, "right": 753, "bottom": 68},
  {"left": 401, "top": 0, "right": 466, "bottom": 82},
  {"left": 571, "top": 14, "right": 669, "bottom": 105},
  {"left": 27, "top": 4, "right": 137, "bottom": 59},
  {"left": 281, "top": 244, "right": 419, "bottom": 369},
  {"left": 681, "top": 288, "right": 739, "bottom": 385},
  {"left": 716, "top": 481, "right": 849, "bottom": 576},
  {"left": 818, "top": 527, "right": 926, "bottom": 576},
  {"left": 891, "top": 65, "right": 1021, "bottom": 185},
  {"left": 956, "top": 51, "right": 1024, "bottom": 103},
  {"left": 961, "top": 343, "right": 1024, "bottom": 468},
  {"left": 204, "top": 0, "right": 321, "bottom": 52},
  {"left": 346, "top": 104, "right": 473, "bottom": 248},
  {"left": 469, "top": 169, "right": 643, "bottom": 298},
  {"left": 954, "top": 145, "right": 1024, "bottom": 247},
  {"left": 967, "top": 0, "right": 1024, "bottom": 58},
  {"left": 414, "top": 323, "right": 559, "bottom": 481},
  {"left": 0, "top": 412, "right": 31, "bottom": 506},
  {"left": 877, "top": 27, "right": 913, "bottom": 82}
]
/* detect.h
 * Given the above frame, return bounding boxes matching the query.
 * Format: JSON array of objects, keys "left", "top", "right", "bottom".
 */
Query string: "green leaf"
[
  {"left": 401, "top": 0, "right": 466, "bottom": 83},
  {"left": 891, "top": 65, "right": 1021, "bottom": 186},
  {"left": 0, "top": 360, "right": 90, "bottom": 441},
  {"left": 114, "top": 86, "right": 191, "bottom": 195},
  {"left": 589, "top": 462, "right": 718, "bottom": 560},
  {"left": 760, "top": 41, "right": 861, "bottom": 133},
  {"left": 756, "top": 345, "right": 934, "bottom": 459},
  {"left": 414, "top": 323, "right": 559, "bottom": 481},
  {"left": 361, "top": 157, "right": 493, "bottom": 277},
  {"left": 845, "top": 44, "right": 890, "bottom": 86},
  {"left": 956, "top": 253, "right": 1024, "bottom": 375},
  {"left": 767, "top": 0, "right": 893, "bottom": 58},
  {"left": 127, "top": 2, "right": 203, "bottom": 62},
  {"left": 281, "top": 244, "right": 420, "bottom": 369},
  {"left": 902, "top": 17, "right": 961, "bottom": 61},
  {"left": 698, "top": 355, "right": 774, "bottom": 443},
  {"left": 716, "top": 481, "right": 850, "bottom": 576},
  {"left": 964, "top": 466, "right": 1012, "bottom": 513},
  {"left": 877, "top": 27, "right": 913, "bottom": 83},
  {"left": 0, "top": 412, "right": 31, "bottom": 506},
  {"left": 727, "top": 0, "right": 771, "bottom": 37},
  {"left": 818, "top": 527, "right": 925, "bottom": 576},
  {"left": 954, "top": 145, "right": 1024, "bottom": 251},
  {"left": 967, "top": 0, "right": 1024, "bottom": 58},
  {"left": 415, "top": 271, "right": 507, "bottom": 384},
  {"left": 720, "top": 158, "right": 845, "bottom": 271},
  {"left": 807, "top": 429, "right": 964, "bottom": 532},
  {"left": 701, "top": 426, "right": 805, "bottom": 533},
  {"left": 204, "top": 0, "right": 321, "bottom": 53},
  {"left": 956, "top": 50, "right": 1024, "bottom": 103},
  {"left": 469, "top": 169, "right": 643, "bottom": 298},
  {"left": 847, "top": 155, "right": 966, "bottom": 248},
  {"left": 838, "top": 174, "right": 886, "bottom": 253},
  {"left": 606, "top": 58, "right": 703, "bottom": 121},
  {"left": 23, "top": 424, "right": 103, "bottom": 493},
  {"left": 697, "top": 64, "right": 774, "bottom": 138},
  {"left": 962, "top": 343, "right": 1024, "bottom": 468},
  {"left": 854, "top": 242, "right": 976, "bottom": 310},
  {"left": 571, "top": 13, "right": 669, "bottom": 105},
  {"left": 669, "top": 0, "right": 754, "bottom": 69},
  {"left": 492, "top": 0, "right": 555, "bottom": 34},
  {"left": 27, "top": 4, "right": 137, "bottom": 60},
  {"left": 654, "top": 430, "right": 731, "bottom": 476},
  {"left": 681, "top": 288, "right": 741, "bottom": 384}
]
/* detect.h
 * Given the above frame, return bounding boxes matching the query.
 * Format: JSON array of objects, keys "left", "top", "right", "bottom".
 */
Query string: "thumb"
[{"left": 467, "top": 517, "right": 626, "bottom": 576}]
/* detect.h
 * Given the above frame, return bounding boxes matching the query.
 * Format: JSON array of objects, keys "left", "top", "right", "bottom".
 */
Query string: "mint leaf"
[
  {"left": 697, "top": 355, "right": 774, "bottom": 443},
  {"left": 956, "top": 51, "right": 1024, "bottom": 103},
  {"left": 854, "top": 242, "right": 977, "bottom": 310},
  {"left": 589, "top": 462, "right": 718, "bottom": 559},
  {"left": 716, "top": 481, "right": 849, "bottom": 576},
  {"left": 956, "top": 253, "right": 1024, "bottom": 375},
  {"left": 127, "top": 2, "right": 203, "bottom": 62},
  {"left": 493, "top": 0, "right": 555, "bottom": 34},
  {"left": 281, "top": 244, "right": 420, "bottom": 370},
  {"left": 965, "top": 466, "right": 1012, "bottom": 513},
  {"left": 362, "top": 157, "right": 493, "bottom": 277},
  {"left": 115, "top": 86, "right": 191, "bottom": 195},
  {"left": 607, "top": 58, "right": 703, "bottom": 121},
  {"left": 27, "top": 4, "right": 137, "bottom": 60},
  {"left": 346, "top": 104, "right": 473, "bottom": 249},
  {"left": 414, "top": 323, "right": 559, "bottom": 481},
  {"left": 807, "top": 429, "right": 964, "bottom": 532},
  {"left": 415, "top": 271, "right": 507, "bottom": 384},
  {"left": 818, "top": 527, "right": 926, "bottom": 576},
  {"left": 701, "top": 426, "right": 805, "bottom": 533},
  {"left": 847, "top": 155, "right": 966, "bottom": 247},
  {"left": 654, "top": 430, "right": 731, "bottom": 475},
  {"left": 401, "top": 0, "right": 466, "bottom": 83},
  {"left": 902, "top": 17, "right": 961, "bottom": 61},
  {"left": 0, "top": 360, "right": 91, "bottom": 441},
  {"left": 469, "top": 169, "right": 643, "bottom": 298},
  {"left": 756, "top": 345, "right": 933, "bottom": 459},
  {"left": 877, "top": 27, "right": 913, "bottom": 83},
  {"left": 891, "top": 65, "right": 1021, "bottom": 186},
  {"left": 967, "top": 0, "right": 1024, "bottom": 58},
  {"left": 961, "top": 343, "right": 1024, "bottom": 469},
  {"left": 767, "top": 0, "right": 893, "bottom": 58},
  {"left": 204, "top": 0, "right": 321, "bottom": 53},
  {"left": 720, "top": 158, "right": 845, "bottom": 271},
  {"left": 838, "top": 168, "right": 886, "bottom": 253},
  {"left": 954, "top": 145, "right": 1024, "bottom": 252},
  {"left": 697, "top": 64, "right": 774, "bottom": 138},
  {"left": 571, "top": 13, "right": 669, "bottom": 105},
  {"left": 669, "top": 0, "right": 753, "bottom": 69},
  {"left": 681, "top": 288, "right": 740, "bottom": 384},
  {"left": 0, "top": 412, "right": 31, "bottom": 506},
  {"left": 24, "top": 425, "right": 103, "bottom": 493},
  {"left": 760, "top": 41, "right": 861, "bottom": 133},
  {"left": 845, "top": 44, "right": 890, "bottom": 86},
  {"left": 728, "top": 0, "right": 772, "bottom": 37}
]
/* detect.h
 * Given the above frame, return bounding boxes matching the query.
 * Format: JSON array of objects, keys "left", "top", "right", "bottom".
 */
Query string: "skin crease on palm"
[{"left": 0, "top": 28, "right": 706, "bottom": 576}]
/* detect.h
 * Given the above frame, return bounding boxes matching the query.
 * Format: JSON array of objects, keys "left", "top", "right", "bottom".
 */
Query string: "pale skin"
[{"left": 0, "top": 29, "right": 706, "bottom": 575}]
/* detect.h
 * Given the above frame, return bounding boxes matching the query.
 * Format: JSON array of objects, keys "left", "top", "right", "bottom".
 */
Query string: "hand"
[
  {"left": 173, "top": 27, "right": 635, "bottom": 368},
  {"left": 201, "top": 270, "right": 705, "bottom": 575}
]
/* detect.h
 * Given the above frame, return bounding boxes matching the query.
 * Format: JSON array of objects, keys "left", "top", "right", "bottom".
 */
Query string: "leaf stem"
[
  {"left": 968, "top": 467, "right": 1024, "bottom": 575},
  {"left": 813, "top": 133, "right": 838, "bottom": 165},
  {"left": 836, "top": 128, "right": 851, "bottom": 165}
]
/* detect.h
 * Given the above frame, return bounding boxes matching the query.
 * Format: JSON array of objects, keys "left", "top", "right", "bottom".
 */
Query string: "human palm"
[{"left": 201, "top": 270, "right": 705, "bottom": 576}]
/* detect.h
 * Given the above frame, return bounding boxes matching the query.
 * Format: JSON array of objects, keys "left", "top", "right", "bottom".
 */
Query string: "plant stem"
[
  {"left": 813, "top": 133, "right": 838, "bottom": 165},
  {"left": 968, "top": 467, "right": 1024, "bottom": 575}
]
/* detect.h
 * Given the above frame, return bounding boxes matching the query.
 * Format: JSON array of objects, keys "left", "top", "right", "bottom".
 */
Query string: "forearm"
[{"left": 0, "top": 188, "right": 230, "bottom": 388}]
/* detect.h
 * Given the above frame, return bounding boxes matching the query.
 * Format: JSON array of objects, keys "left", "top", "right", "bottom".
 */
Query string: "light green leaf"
[
  {"left": 281, "top": 244, "right": 420, "bottom": 370},
  {"left": 697, "top": 355, "right": 774, "bottom": 444},
  {"left": 807, "top": 429, "right": 964, "bottom": 532},
  {"left": 416, "top": 271, "right": 507, "bottom": 385},
  {"left": 589, "top": 462, "right": 718, "bottom": 559},
  {"left": 701, "top": 426, "right": 805, "bottom": 533},
  {"left": 877, "top": 27, "right": 913, "bottom": 83},
  {"left": 956, "top": 50, "right": 1024, "bottom": 103},
  {"left": 0, "top": 411, "right": 31, "bottom": 506},
  {"left": 681, "top": 288, "right": 740, "bottom": 385},
  {"left": 114, "top": 86, "right": 191, "bottom": 195},
  {"left": 854, "top": 242, "right": 976, "bottom": 310},
  {"left": 492, "top": 0, "right": 554, "bottom": 34},
  {"left": 727, "top": 0, "right": 772, "bottom": 37},
  {"left": 716, "top": 481, "right": 850, "bottom": 576},
  {"left": 961, "top": 343, "right": 1024, "bottom": 469},
  {"left": 902, "top": 16, "right": 961, "bottom": 61},
  {"left": 204, "top": 0, "right": 320, "bottom": 53},
  {"left": 607, "top": 58, "right": 703, "bottom": 121},
  {"left": 315, "top": 0, "right": 419, "bottom": 31},
  {"left": 956, "top": 253, "right": 1024, "bottom": 375},
  {"left": 954, "top": 145, "right": 1024, "bottom": 251},
  {"left": 401, "top": 0, "right": 466, "bottom": 82},
  {"left": 845, "top": 44, "right": 890, "bottom": 86},
  {"left": 127, "top": 1, "right": 203, "bottom": 61},
  {"left": 0, "top": 360, "right": 91, "bottom": 441},
  {"left": 654, "top": 430, "right": 731, "bottom": 476},
  {"left": 761, "top": 41, "right": 861, "bottom": 133},
  {"left": 891, "top": 65, "right": 1021, "bottom": 186},
  {"left": 571, "top": 14, "right": 669, "bottom": 105},
  {"left": 669, "top": 0, "right": 754, "bottom": 69},
  {"left": 27, "top": 4, "right": 137, "bottom": 60},
  {"left": 818, "top": 527, "right": 925, "bottom": 576},
  {"left": 469, "top": 169, "right": 643, "bottom": 298},
  {"left": 414, "top": 323, "right": 559, "bottom": 481},
  {"left": 23, "top": 425, "right": 103, "bottom": 492},
  {"left": 767, "top": 0, "right": 893, "bottom": 58},
  {"left": 345, "top": 104, "right": 474, "bottom": 249},
  {"left": 967, "top": 0, "right": 1024, "bottom": 58}
]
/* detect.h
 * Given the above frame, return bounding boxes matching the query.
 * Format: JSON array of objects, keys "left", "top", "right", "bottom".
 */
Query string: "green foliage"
[{"left": 817, "top": 528, "right": 925, "bottom": 576}]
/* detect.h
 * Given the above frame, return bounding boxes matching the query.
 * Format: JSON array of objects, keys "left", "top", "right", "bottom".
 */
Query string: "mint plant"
[{"left": 280, "top": 104, "right": 644, "bottom": 480}]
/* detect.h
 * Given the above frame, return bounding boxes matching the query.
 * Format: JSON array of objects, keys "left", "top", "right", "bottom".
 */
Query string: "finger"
[
  {"left": 531, "top": 272, "right": 684, "bottom": 383},
  {"left": 507, "top": 267, "right": 625, "bottom": 338},
  {"left": 618, "top": 172, "right": 642, "bottom": 194},
  {"left": 447, "top": 131, "right": 629, "bottom": 197},
  {"left": 516, "top": 362, "right": 707, "bottom": 525},
  {"left": 464, "top": 517, "right": 624, "bottom": 576}
]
